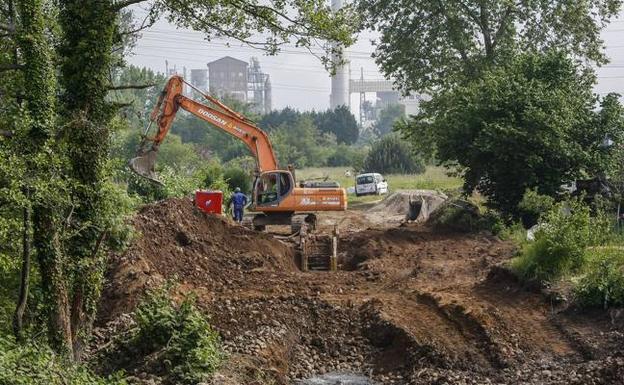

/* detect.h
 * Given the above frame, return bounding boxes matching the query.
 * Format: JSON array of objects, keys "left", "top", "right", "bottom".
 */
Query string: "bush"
[
  {"left": 0, "top": 335, "right": 126, "bottom": 385},
  {"left": 362, "top": 133, "right": 425, "bottom": 174},
  {"left": 327, "top": 144, "right": 367, "bottom": 169},
  {"left": 575, "top": 248, "right": 624, "bottom": 308},
  {"left": 427, "top": 199, "right": 503, "bottom": 233},
  {"left": 511, "top": 199, "right": 611, "bottom": 281},
  {"left": 127, "top": 287, "right": 223, "bottom": 384},
  {"left": 223, "top": 167, "right": 251, "bottom": 194},
  {"left": 517, "top": 189, "right": 555, "bottom": 228}
]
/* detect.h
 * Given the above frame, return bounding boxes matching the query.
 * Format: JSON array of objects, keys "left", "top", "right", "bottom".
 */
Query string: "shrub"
[
  {"left": 362, "top": 133, "right": 425, "bottom": 174},
  {"left": 327, "top": 144, "right": 367, "bottom": 169},
  {"left": 223, "top": 167, "right": 251, "bottom": 194},
  {"left": 517, "top": 189, "right": 555, "bottom": 228},
  {"left": 575, "top": 248, "right": 624, "bottom": 308},
  {"left": 128, "top": 287, "right": 223, "bottom": 384},
  {"left": 511, "top": 199, "right": 611, "bottom": 281},
  {"left": 0, "top": 335, "right": 126, "bottom": 385}
]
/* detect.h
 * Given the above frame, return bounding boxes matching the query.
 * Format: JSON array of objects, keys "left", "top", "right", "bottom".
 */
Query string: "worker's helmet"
[{"left": 235, "top": 187, "right": 241, "bottom": 192}]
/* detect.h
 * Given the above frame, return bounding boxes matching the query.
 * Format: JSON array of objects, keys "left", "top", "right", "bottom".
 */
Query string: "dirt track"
[{"left": 98, "top": 198, "right": 624, "bottom": 385}]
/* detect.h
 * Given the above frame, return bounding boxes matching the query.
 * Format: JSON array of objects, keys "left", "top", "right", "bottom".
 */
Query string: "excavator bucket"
[{"left": 129, "top": 149, "right": 162, "bottom": 185}]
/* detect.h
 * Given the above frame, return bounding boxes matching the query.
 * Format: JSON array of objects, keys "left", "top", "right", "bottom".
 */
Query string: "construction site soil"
[{"left": 97, "top": 197, "right": 624, "bottom": 385}]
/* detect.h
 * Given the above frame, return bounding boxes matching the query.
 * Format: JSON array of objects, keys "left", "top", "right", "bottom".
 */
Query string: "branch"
[
  {"left": 492, "top": 5, "right": 515, "bottom": 51},
  {"left": 111, "top": 0, "right": 147, "bottom": 11},
  {"left": 0, "top": 63, "right": 22, "bottom": 72},
  {"left": 107, "top": 83, "right": 155, "bottom": 90},
  {"left": 119, "top": 7, "right": 157, "bottom": 36},
  {"left": 111, "top": 101, "right": 134, "bottom": 109}
]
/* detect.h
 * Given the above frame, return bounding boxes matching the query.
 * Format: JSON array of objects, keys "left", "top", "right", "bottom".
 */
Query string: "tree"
[
  {"left": 271, "top": 116, "right": 336, "bottom": 168},
  {"left": 362, "top": 133, "right": 424, "bottom": 174},
  {"left": 402, "top": 51, "right": 624, "bottom": 216},
  {"left": 314, "top": 105, "right": 359, "bottom": 144},
  {"left": 358, "top": 0, "right": 622, "bottom": 93},
  {"left": 259, "top": 107, "right": 302, "bottom": 132},
  {"left": 373, "top": 104, "right": 405, "bottom": 136}
]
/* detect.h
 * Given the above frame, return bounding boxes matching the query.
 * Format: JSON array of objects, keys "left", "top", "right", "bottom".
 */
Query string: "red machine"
[{"left": 194, "top": 190, "right": 223, "bottom": 215}]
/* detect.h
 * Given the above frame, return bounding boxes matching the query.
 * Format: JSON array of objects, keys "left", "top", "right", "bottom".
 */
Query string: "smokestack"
[{"left": 329, "top": 0, "right": 350, "bottom": 109}]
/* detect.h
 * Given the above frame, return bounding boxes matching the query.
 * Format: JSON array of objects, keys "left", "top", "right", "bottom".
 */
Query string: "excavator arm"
[{"left": 130, "top": 75, "right": 278, "bottom": 182}]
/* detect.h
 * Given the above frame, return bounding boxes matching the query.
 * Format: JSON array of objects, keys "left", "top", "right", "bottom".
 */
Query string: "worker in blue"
[{"left": 230, "top": 187, "right": 248, "bottom": 223}]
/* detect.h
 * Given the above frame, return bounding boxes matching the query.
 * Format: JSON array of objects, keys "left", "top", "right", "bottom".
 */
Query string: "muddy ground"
[{"left": 97, "top": 197, "right": 624, "bottom": 385}]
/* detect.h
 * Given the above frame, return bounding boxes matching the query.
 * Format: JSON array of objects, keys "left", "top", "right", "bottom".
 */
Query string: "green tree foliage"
[
  {"left": 401, "top": 52, "right": 624, "bottom": 216},
  {"left": 155, "top": 0, "right": 357, "bottom": 70},
  {"left": 373, "top": 104, "right": 405, "bottom": 137},
  {"left": 314, "top": 105, "right": 359, "bottom": 144},
  {"left": 271, "top": 116, "right": 337, "bottom": 168},
  {"left": 223, "top": 167, "right": 251, "bottom": 194},
  {"left": 108, "top": 65, "right": 167, "bottom": 126},
  {"left": 362, "top": 133, "right": 424, "bottom": 174},
  {"left": 359, "top": 0, "right": 622, "bottom": 93},
  {"left": 327, "top": 143, "right": 368, "bottom": 169},
  {"left": 259, "top": 107, "right": 302, "bottom": 132}
]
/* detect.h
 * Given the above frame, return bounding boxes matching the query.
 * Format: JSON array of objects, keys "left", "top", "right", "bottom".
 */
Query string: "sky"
[{"left": 127, "top": 4, "right": 624, "bottom": 112}]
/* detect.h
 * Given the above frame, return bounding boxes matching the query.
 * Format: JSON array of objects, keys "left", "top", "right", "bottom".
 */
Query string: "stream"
[{"left": 296, "top": 372, "right": 376, "bottom": 385}]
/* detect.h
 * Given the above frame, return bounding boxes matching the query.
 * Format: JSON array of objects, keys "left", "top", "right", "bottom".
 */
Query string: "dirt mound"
[
  {"left": 96, "top": 202, "right": 624, "bottom": 385},
  {"left": 98, "top": 198, "right": 295, "bottom": 322},
  {"left": 366, "top": 190, "right": 447, "bottom": 224}
]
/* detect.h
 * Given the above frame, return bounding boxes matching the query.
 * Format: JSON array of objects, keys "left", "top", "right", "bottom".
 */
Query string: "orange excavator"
[{"left": 130, "top": 75, "right": 347, "bottom": 231}]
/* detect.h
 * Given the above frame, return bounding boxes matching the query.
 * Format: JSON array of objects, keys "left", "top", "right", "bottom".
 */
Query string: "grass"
[{"left": 296, "top": 166, "right": 463, "bottom": 204}]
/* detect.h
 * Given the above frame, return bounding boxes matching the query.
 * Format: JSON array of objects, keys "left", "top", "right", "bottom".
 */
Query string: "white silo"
[{"left": 329, "top": 0, "right": 350, "bottom": 109}]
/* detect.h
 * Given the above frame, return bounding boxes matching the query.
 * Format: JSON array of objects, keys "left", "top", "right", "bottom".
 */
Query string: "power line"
[
  {"left": 141, "top": 29, "right": 378, "bottom": 56},
  {"left": 132, "top": 46, "right": 383, "bottom": 75},
  {"left": 136, "top": 34, "right": 376, "bottom": 59}
]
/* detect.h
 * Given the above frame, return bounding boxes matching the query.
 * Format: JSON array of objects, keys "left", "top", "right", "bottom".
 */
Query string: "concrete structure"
[
  {"left": 190, "top": 69, "right": 208, "bottom": 90},
  {"left": 329, "top": 0, "right": 350, "bottom": 109},
  {"left": 208, "top": 56, "right": 249, "bottom": 102},
  {"left": 248, "top": 57, "right": 272, "bottom": 114}
]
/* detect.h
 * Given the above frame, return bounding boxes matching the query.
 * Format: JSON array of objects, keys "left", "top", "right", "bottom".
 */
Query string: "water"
[{"left": 296, "top": 372, "right": 376, "bottom": 385}]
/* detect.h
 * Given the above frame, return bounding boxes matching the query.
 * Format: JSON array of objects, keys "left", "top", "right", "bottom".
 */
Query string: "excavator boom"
[{"left": 130, "top": 75, "right": 278, "bottom": 181}]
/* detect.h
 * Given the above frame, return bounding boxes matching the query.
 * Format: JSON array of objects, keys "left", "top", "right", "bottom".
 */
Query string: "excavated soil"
[{"left": 97, "top": 197, "right": 624, "bottom": 385}]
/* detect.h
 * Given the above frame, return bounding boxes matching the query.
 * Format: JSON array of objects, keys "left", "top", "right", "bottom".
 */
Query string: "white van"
[{"left": 355, "top": 173, "right": 388, "bottom": 196}]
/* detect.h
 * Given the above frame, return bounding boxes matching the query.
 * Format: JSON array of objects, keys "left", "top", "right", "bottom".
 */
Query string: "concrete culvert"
[{"left": 366, "top": 190, "right": 447, "bottom": 224}]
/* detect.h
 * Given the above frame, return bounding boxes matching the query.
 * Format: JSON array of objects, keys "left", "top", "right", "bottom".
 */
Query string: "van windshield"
[{"left": 357, "top": 175, "right": 374, "bottom": 184}]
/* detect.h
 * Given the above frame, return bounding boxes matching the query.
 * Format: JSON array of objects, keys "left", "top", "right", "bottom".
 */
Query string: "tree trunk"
[
  {"left": 13, "top": 203, "right": 31, "bottom": 340},
  {"left": 58, "top": 0, "right": 117, "bottom": 361},
  {"left": 33, "top": 208, "right": 73, "bottom": 355},
  {"left": 17, "top": 0, "right": 69, "bottom": 354}
]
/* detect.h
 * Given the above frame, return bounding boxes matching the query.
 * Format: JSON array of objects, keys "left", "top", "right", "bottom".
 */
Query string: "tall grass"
[
  {"left": 297, "top": 166, "right": 462, "bottom": 203},
  {"left": 576, "top": 247, "right": 624, "bottom": 308},
  {"left": 511, "top": 199, "right": 610, "bottom": 281},
  {"left": 510, "top": 199, "right": 624, "bottom": 308}
]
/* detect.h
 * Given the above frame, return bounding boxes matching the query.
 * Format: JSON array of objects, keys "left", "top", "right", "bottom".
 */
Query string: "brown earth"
[{"left": 97, "top": 197, "right": 624, "bottom": 385}]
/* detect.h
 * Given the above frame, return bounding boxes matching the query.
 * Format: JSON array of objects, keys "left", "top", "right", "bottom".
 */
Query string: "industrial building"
[
  {"left": 205, "top": 56, "right": 272, "bottom": 114},
  {"left": 165, "top": 56, "right": 272, "bottom": 114}
]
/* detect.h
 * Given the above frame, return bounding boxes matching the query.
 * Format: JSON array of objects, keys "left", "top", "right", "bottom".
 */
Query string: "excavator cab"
[{"left": 254, "top": 171, "right": 293, "bottom": 207}]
